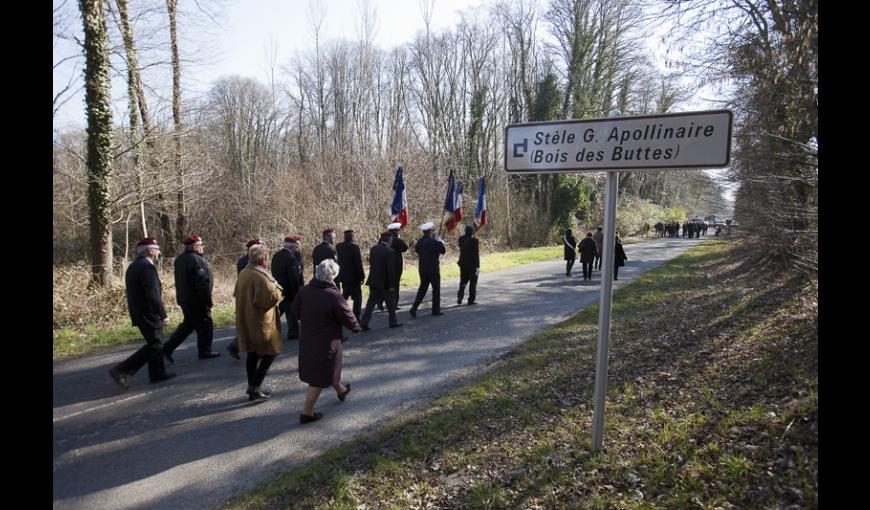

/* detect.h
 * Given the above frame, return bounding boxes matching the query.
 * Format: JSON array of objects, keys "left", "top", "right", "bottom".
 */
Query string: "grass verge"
[{"left": 219, "top": 238, "right": 818, "bottom": 509}]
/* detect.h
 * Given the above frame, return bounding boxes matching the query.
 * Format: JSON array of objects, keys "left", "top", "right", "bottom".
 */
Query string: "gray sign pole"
[
  {"left": 591, "top": 110, "right": 621, "bottom": 453},
  {"left": 591, "top": 169, "right": 618, "bottom": 452}
]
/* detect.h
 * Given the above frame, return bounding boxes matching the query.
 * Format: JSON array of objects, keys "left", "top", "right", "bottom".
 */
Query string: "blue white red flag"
[
  {"left": 474, "top": 177, "right": 487, "bottom": 232},
  {"left": 443, "top": 170, "right": 463, "bottom": 231},
  {"left": 390, "top": 167, "right": 408, "bottom": 228}
]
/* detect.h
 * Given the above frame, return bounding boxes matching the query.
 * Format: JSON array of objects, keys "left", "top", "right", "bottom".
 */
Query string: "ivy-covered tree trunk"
[{"left": 80, "top": 0, "right": 114, "bottom": 287}]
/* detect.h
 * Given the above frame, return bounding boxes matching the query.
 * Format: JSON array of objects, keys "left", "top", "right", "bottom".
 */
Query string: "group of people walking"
[
  {"left": 108, "top": 220, "right": 482, "bottom": 424},
  {"left": 563, "top": 226, "right": 628, "bottom": 281},
  {"left": 653, "top": 220, "right": 708, "bottom": 238}
]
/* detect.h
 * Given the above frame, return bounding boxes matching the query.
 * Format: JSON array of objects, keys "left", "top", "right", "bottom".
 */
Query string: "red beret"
[
  {"left": 245, "top": 239, "right": 262, "bottom": 248},
  {"left": 136, "top": 237, "right": 159, "bottom": 248},
  {"left": 284, "top": 235, "right": 302, "bottom": 243},
  {"left": 182, "top": 235, "right": 202, "bottom": 245}
]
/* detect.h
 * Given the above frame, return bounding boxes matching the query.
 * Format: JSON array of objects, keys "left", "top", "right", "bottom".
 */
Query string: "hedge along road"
[{"left": 53, "top": 236, "right": 704, "bottom": 510}]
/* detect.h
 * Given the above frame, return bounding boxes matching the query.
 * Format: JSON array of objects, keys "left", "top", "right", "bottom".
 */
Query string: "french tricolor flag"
[
  {"left": 474, "top": 177, "right": 487, "bottom": 232},
  {"left": 443, "top": 170, "right": 463, "bottom": 232},
  {"left": 390, "top": 167, "right": 408, "bottom": 228}
]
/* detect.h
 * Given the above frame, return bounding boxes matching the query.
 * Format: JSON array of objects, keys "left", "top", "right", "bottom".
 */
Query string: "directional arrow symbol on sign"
[{"left": 513, "top": 138, "right": 528, "bottom": 157}]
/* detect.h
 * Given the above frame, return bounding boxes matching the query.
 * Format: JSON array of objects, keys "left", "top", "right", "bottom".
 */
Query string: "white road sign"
[{"left": 504, "top": 110, "right": 732, "bottom": 173}]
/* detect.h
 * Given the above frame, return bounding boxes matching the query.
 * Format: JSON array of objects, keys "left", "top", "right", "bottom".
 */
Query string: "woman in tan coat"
[{"left": 234, "top": 244, "right": 283, "bottom": 401}]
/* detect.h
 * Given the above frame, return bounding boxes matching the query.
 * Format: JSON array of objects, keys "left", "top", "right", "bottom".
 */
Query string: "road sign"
[{"left": 504, "top": 110, "right": 732, "bottom": 173}]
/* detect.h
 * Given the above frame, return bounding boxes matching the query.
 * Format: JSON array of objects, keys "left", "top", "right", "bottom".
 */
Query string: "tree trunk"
[
  {"left": 167, "top": 0, "right": 186, "bottom": 242},
  {"left": 80, "top": 0, "right": 114, "bottom": 287},
  {"left": 115, "top": 0, "right": 147, "bottom": 239}
]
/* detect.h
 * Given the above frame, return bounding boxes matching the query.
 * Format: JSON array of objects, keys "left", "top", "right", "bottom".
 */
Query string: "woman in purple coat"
[{"left": 292, "top": 259, "right": 362, "bottom": 424}]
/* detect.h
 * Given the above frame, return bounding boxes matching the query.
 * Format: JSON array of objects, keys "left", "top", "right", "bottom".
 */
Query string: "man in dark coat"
[
  {"left": 359, "top": 232, "right": 402, "bottom": 330},
  {"left": 613, "top": 236, "right": 628, "bottom": 280},
  {"left": 109, "top": 238, "right": 176, "bottom": 389},
  {"left": 335, "top": 229, "right": 365, "bottom": 321},
  {"left": 457, "top": 224, "right": 480, "bottom": 305},
  {"left": 311, "top": 228, "right": 338, "bottom": 273},
  {"left": 272, "top": 235, "right": 305, "bottom": 340},
  {"left": 163, "top": 235, "right": 220, "bottom": 363},
  {"left": 387, "top": 222, "right": 408, "bottom": 307},
  {"left": 227, "top": 238, "right": 263, "bottom": 359},
  {"left": 410, "top": 222, "right": 446, "bottom": 317},
  {"left": 564, "top": 228, "right": 577, "bottom": 276},
  {"left": 292, "top": 259, "right": 361, "bottom": 424},
  {"left": 578, "top": 232, "right": 597, "bottom": 281}
]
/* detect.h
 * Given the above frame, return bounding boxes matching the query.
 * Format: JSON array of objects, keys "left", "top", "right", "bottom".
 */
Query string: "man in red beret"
[
  {"left": 311, "top": 228, "right": 338, "bottom": 275},
  {"left": 272, "top": 235, "right": 305, "bottom": 340},
  {"left": 163, "top": 235, "right": 220, "bottom": 363},
  {"left": 227, "top": 239, "right": 264, "bottom": 359},
  {"left": 108, "top": 238, "right": 176, "bottom": 389}
]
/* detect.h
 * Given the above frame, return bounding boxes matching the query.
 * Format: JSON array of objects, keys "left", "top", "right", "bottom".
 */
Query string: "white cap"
[
  {"left": 420, "top": 222, "right": 434, "bottom": 231},
  {"left": 387, "top": 222, "right": 402, "bottom": 230}
]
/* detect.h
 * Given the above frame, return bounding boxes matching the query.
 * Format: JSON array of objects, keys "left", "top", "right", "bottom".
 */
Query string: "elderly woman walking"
[
  {"left": 234, "top": 244, "right": 283, "bottom": 401},
  {"left": 292, "top": 259, "right": 362, "bottom": 423}
]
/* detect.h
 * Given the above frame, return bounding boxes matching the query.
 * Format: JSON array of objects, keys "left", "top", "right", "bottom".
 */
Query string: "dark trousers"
[
  {"left": 566, "top": 259, "right": 575, "bottom": 275},
  {"left": 614, "top": 265, "right": 621, "bottom": 280},
  {"left": 582, "top": 261, "right": 593, "bottom": 280},
  {"left": 164, "top": 306, "right": 213, "bottom": 356},
  {"left": 341, "top": 284, "right": 363, "bottom": 320},
  {"left": 245, "top": 352, "right": 275, "bottom": 389},
  {"left": 458, "top": 268, "right": 478, "bottom": 304},
  {"left": 360, "top": 287, "right": 398, "bottom": 327},
  {"left": 412, "top": 273, "right": 441, "bottom": 314},
  {"left": 593, "top": 251, "right": 602, "bottom": 270},
  {"left": 116, "top": 325, "right": 168, "bottom": 381},
  {"left": 278, "top": 297, "right": 299, "bottom": 339}
]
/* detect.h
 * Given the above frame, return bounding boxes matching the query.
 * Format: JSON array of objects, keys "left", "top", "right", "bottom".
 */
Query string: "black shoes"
[
  {"left": 360, "top": 324, "right": 371, "bottom": 331},
  {"left": 150, "top": 372, "right": 177, "bottom": 384},
  {"left": 457, "top": 296, "right": 463, "bottom": 305},
  {"left": 409, "top": 308, "right": 417, "bottom": 318},
  {"left": 300, "top": 412, "right": 323, "bottom": 424},
  {"left": 248, "top": 387, "right": 272, "bottom": 401},
  {"left": 389, "top": 323, "right": 403, "bottom": 328},
  {"left": 467, "top": 301, "right": 476, "bottom": 305},
  {"left": 198, "top": 351, "right": 221, "bottom": 359},
  {"left": 287, "top": 334, "right": 299, "bottom": 340},
  {"left": 432, "top": 312, "right": 444, "bottom": 316},
  {"left": 227, "top": 343, "right": 240, "bottom": 360},
  {"left": 108, "top": 367, "right": 128, "bottom": 390},
  {"left": 163, "top": 351, "right": 175, "bottom": 364},
  {"left": 337, "top": 383, "right": 351, "bottom": 402}
]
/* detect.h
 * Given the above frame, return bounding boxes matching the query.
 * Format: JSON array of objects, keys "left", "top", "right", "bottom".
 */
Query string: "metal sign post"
[
  {"left": 592, "top": 168, "right": 618, "bottom": 452},
  {"left": 503, "top": 108, "right": 732, "bottom": 453}
]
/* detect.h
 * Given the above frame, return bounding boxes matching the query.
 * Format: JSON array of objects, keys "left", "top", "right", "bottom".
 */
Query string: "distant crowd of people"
[
  {"left": 653, "top": 220, "right": 712, "bottom": 238},
  {"left": 108, "top": 221, "right": 481, "bottom": 424}
]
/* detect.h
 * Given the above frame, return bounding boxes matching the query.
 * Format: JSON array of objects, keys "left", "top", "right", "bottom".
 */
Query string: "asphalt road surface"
[{"left": 53, "top": 237, "right": 704, "bottom": 509}]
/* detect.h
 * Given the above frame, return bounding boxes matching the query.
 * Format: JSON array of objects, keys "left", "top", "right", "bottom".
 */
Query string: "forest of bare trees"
[{"left": 55, "top": 0, "right": 742, "bottom": 283}]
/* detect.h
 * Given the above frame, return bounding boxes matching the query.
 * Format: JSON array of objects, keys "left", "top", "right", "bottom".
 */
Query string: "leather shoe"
[
  {"left": 337, "top": 383, "right": 351, "bottom": 402},
  {"left": 432, "top": 312, "right": 444, "bottom": 316},
  {"left": 108, "top": 367, "right": 128, "bottom": 390},
  {"left": 287, "top": 334, "right": 299, "bottom": 340},
  {"left": 467, "top": 301, "right": 476, "bottom": 305},
  {"left": 226, "top": 343, "right": 240, "bottom": 360},
  {"left": 389, "top": 322, "right": 403, "bottom": 328},
  {"left": 360, "top": 324, "right": 370, "bottom": 331},
  {"left": 409, "top": 308, "right": 417, "bottom": 318},
  {"left": 163, "top": 351, "right": 174, "bottom": 364},
  {"left": 248, "top": 389, "right": 272, "bottom": 401},
  {"left": 150, "top": 372, "right": 177, "bottom": 384},
  {"left": 300, "top": 412, "right": 323, "bottom": 424},
  {"left": 198, "top": 351, "right": 221, "bottom": 359}
]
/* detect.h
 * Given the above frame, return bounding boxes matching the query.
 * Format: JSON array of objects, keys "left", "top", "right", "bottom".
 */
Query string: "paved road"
[{"left": 53, "top": 237, "right": 704, "bottom": 509}]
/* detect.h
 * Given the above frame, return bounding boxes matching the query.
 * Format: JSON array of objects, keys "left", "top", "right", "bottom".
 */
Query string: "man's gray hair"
[
  {"left": 248, "top": 244, "right": 269, "bottom": 265},
  {"left": 315, "top": 258, "right": 339, "bottom": 282}
]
